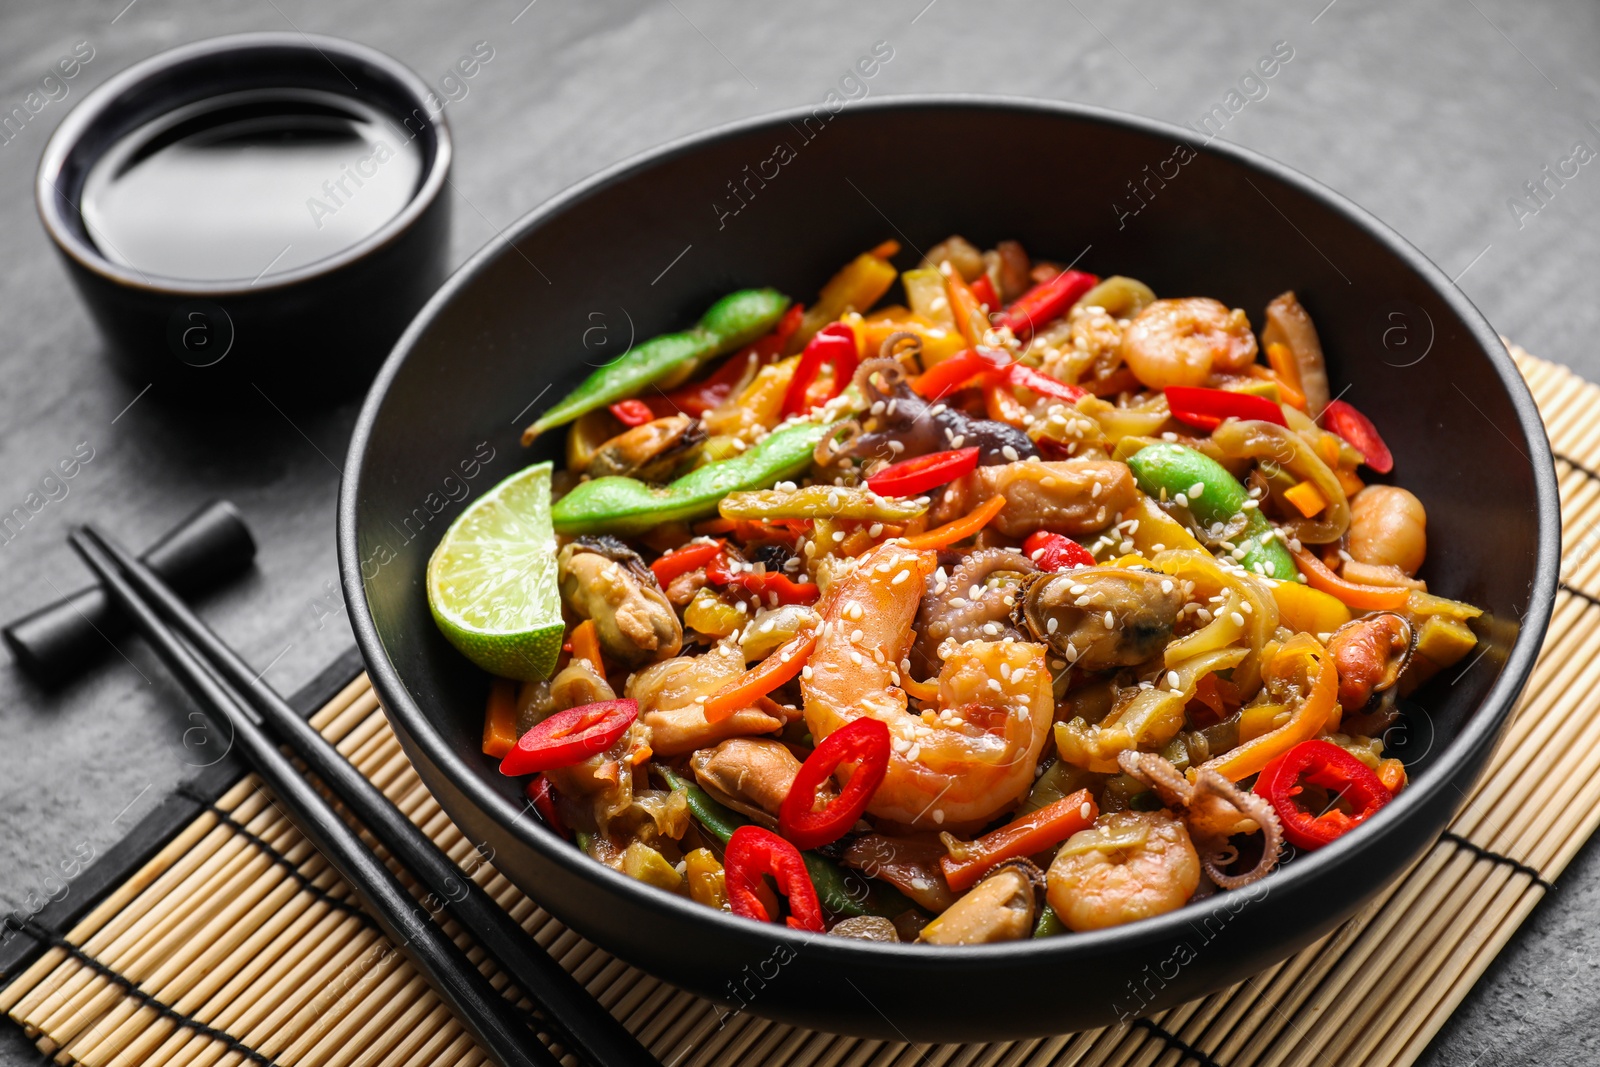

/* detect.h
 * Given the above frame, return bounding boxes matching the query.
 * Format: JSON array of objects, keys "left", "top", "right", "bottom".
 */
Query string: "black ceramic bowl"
[
  {"left": 339, "top": 97, "right": 1557, "bottom": 1042},
  {"left": 37, "top": 32, "right": 451, "bottom": 402}
]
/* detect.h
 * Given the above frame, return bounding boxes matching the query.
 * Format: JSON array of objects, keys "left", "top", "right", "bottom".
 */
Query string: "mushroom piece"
[
  {"left": 917, "top": 859, "right": 1044, "bottom": 945},
  {"left": 1016, "top": 567, "right": 1183, "bottom": 672},
  {"left": 558, "top": 536, "right": 683, "bottom": 666},
  {"left": 818, "top": 358, "right": 1037, "bottom": 471},
  {"left": 586, "top": 415, "right": 707, "bottom": 482},
  {"left": 690, "top": 738, "right": 819, "bottom": 826},
  {"left": 829, "top": 916, "right": 901, "bottom": 942}
]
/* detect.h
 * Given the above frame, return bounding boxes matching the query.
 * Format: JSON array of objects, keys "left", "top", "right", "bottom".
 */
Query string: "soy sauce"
[{"left": 80, "top": 89, "right": 422, "bottom": 283}]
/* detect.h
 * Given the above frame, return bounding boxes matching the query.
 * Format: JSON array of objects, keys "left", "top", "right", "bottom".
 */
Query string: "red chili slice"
[
  {"left": 723, "top": 825, "right": 825, "bottom": 932},
  {"left": 1253, "top": 738, "right": 1392, "bottom": 850},
  {"left": 865, "top": 447, "right": 980, "bottom": 498},
  {"left": 608, "top": 399, "right": 655, "bottom": 427},
  {"left": 994, "top": 270, "right": 1098, "bottom": 340},
  {"left": 968, "top": 273, "right": 999, "bottom": 310},
  {"left": 499, "top": 699, "right": 637, "bottom": 776},
  {"left": 780, "top": 322, "right": 858, "bottom": 418},
  {"left": 778, "top": 717, "right": 891, "bottom": 850},
  {"left": 1005, "top": 364, "right": 1087, "bottom": 404},
  {"left": 1164, "top": 386, "right": 1288, "bottom": 431},
  {"left": 1022, "top": 530, "right": 1096, "bottom": 571},
  {"left": 1322, "top": 399, "right": 1394, "bottom": 474},
  {"left": 649, "top": 539, "right": 724, "bottom": 586},
  {"left": 526, "top": 775, "right": 570, "bottom": 840},
  {"left": 911, "top": 347, "right": 1014, "bottom": 400},
  {"left": 705, "top": 552, "right": 819, "bottom": 605}
]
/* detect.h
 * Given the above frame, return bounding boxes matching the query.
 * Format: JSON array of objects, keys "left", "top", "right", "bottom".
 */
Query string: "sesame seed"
[
  {"left": 1002, "top": 445, "right": 1020, "bottom": 462},
  {"left": 1166, "top": 670, "right": 1180, "bottom": 689},
  {"left": 1231, "top": 611, "right": 1245, "bottom": 626},
  {"left": 850, "top": 651, "right": 864, "bottom": 665},
  {"left": 1160, "top": 580, "right": 1173, "bottom": 594},
  {"left": 983, "top": 622, "right": 1001, "bottom": 636},
  {"left": 869, "top": 523, "right": 883, "bottom": 538},
  {"left": 1091, "top": 482, "right": 1103, "bottom": 498},
  {"left": 1080, "top": 801, "right": 1093, "bottom": 820},
  {"left": 832, "top": 530, "right": 845, "bottom": 543},
  {"left": 850, "top": 628, "right": 864, "bottom": 643},
  {"left": 1103, "top": 610, "right": 1115, "bottom": 628},
  {"left": 1189, "top": 482, "right": 1205, "bottom": 498},
  {"left": 932, "top": 809, "right": 945, "bottom": 824},
  {"left": 892, "top": 569, "right": 910, "bottom": 585},
  {"left": 1174, "top": 493, "right": 1189, "bottom": 507},
  {"left": 1046, "top": 617, "right": 1059, "bottom": 634},
  {"left": 801, "top": 665, "right": 813, "bottom": 679},
  {"left": 907, "top": 744, "right": 921, "bottom": 761}
]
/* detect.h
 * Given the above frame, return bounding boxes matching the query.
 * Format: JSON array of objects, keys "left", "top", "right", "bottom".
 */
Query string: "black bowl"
[
  {"left": 37, "top": 32, "right": 452, "bottom": 403},
  {"left": 338, "top": 97, "right": 1558, "bottom": 1041}
]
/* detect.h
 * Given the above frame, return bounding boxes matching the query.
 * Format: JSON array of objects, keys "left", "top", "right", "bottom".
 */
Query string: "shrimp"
[
  {"left": 1347, "top": 485, "right": 1427, "bottom": 576},
  {"left": 1120, "top": 297, "right": 1258, "bottom": 389},
  {"left": 801, "top": 541, "right": 1054, "bottom": 831},
  {"left": 1045, "top": 810, "right": 1200, "bottom": 931},
  {"left": 626, "top": 640, "right": 785, "bottom": 756}
]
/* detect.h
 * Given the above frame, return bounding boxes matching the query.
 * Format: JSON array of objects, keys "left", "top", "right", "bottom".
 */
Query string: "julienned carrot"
[
  {"left": 569, "top": 619, "right": 606, "bottom": 676},
  {"left": 482, "top": 678, "right": 519, "bottom": 758},
  {"left": 901, "top": 494, "right": 1006, "bottom": 551},
  {"left": 900, "top": 674, "right": 939, "bottom": 703},
  {"left": 1290, "top": 546, "right": 1410, "bottom": 610},
  {"left": 941, "top": 789, "right": 1099, "bottom": 892},
  {"left": 1259, "top": 348, "right": 1308, "bottom": 411},
  {"left": 703, "top": 631, "right": 818, "bottom": 723},
  {"left": 943, "top": 263, "right": 987, "bottom": 347}
]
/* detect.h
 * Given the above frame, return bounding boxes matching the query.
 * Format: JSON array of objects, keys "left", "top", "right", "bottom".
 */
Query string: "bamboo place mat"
[{"left": 2, "top": 346, "right": 1596, "bottom": 1067}]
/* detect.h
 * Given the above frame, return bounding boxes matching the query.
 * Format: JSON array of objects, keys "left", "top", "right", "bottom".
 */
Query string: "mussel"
[
  {"left": 917, "top": 858, "right": 1044, "bottom": 945},
  {"left": 558, "top": 536, "right": 683, "bottom": 666},
  {"left": 1015, "top": 566, "right": 1182, "bottom": 672},
  {"left": 586, "top": 414, "right": 707, "bottom": 482}
]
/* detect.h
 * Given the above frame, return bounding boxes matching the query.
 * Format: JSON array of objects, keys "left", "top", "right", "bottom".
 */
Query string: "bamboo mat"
[{"left": 2, "top": 346, "right": 1594, "bottom": 1067}]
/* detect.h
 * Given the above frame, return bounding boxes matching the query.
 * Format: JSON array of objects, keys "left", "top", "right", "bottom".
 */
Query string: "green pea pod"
[
  {"left": 1033, "top": 905, "right": 1066, "bottom": 938},
  {"left": 553, "top": 420, "right": 834, "bottom": 536},
  {"left": 525, "top": 289, "right": 791, "bottom": 440},
  {"left": 652, "top": 766, "right": 914, "bottom": 920},
  {"left": 1126, "top": 442, "right": 1299, "bottom": 581}
]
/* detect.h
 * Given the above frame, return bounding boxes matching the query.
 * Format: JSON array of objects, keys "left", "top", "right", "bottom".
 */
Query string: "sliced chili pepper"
[
  {"left": 1164, "top": 386, "right": 1287, "bottom": 431},
  {"left": 780, "top": 321, "right": 858, "bottom": 417},
  {"left": 724, "top": 824, "right": 825, "bottom": 931},
  {"left": 1022, "top": 530, "right": 1096, "bottom": 571},
  {"left": 608, "top": 399, "right": 655, "bottom": 427},
  {"left": 779, "top": 718, "right": 890, "bottom": 850},
  {"left": 866, "top": 447, "right": 980, "bottom": 498},
  {"left": 941, "top": 789, "right": 1099, "bottom": 891},
  {"left": 1005, "top": 364, "right": 1088, "bottom": 404},
  {"left": 1253, "top": 738, "right": 1392, "bottom": 850},
  {"left": 968, "top": 273, "right": 999, "bottom": 310},
  {"left": 526, "top": 775, "right": 570, "bottom": 840},
  {"left": 702, "top": 630, "right": 817, "bottom": 724},
  {"left": 499, "top": 699, "right": 637, "bottom": 776},
  {"left": 1322, "top": 399, "right": 1394, "bottom": 474},
  {"left": 706, "top": 552, "right": 819, "bottom": 605},
  {"left": 994, "top": 269, "right": 1098, "bottom": 340},
  {"left": 1289, "top": 546, "right": 1410, "bottom": 611},
  {"left": 649, "top": 539, "right": 725, "bottom": 586},
  {"left": 911, "top": 347, "right": 1013, "bottom": 399}
]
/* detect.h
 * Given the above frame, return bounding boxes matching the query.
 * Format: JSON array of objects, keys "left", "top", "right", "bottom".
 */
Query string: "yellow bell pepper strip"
[
  {"left": 940, "top": 789, "right": 1100, "bottom": 892},
  {"left": 1201, "top": 634, "right": 1337, "bottom": 782},
  {"left": 481, "top": 678, "right": 519, "bottom": 758},
  {"left": 902, "top": 268, "right": 956, "bottom": 331},
  {"left": 1268, "top": 578, "right": 1352, "bottom": 635},
  {"left": 899, "top": 494, "right": 1006, "bottom": 551},
  {"left": 523, "top": 288, "right": 791, "bottom": 441},
  {"left": 552, "top": 420, "right": 834, "bottom": 536},
  {"left": 702, "top": 630, "right": 817, "bottom": 724},
  {"left": 1126, "top": 442, "right": 1300, "bottom": 581},
  {"left": 720, "top": 485, "right": 927, "bottom": 523},
  {"left": 1289, "top": 546, "right": 1410, "bottom": 611},
  {"left": 790, "top": 249, "right": 899, "bottom": 352}
]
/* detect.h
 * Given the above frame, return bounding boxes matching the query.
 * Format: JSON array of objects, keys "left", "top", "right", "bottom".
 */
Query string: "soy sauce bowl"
[{"left": 37, "top": 32, "right": 451, "bottom": 403}]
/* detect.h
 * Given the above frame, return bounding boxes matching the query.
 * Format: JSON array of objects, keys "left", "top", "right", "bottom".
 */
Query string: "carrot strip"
[
  {"left": 942, "top": 265, "right": 987, "bottom": 346},
  {"left": 868, "top": 239, "right": 901, "bottom": 260},
  {"left": 570, "top": 619, "right": 605, "bottom": 677},
  {"left": 900, "top": 494, "right": 1006, "bottom": 551},
  {"left": 1290, "top": 546, "right": 1410, "bottom": 610},
  {"left": 703, "top": 631, "right": 818, "bottom": 724},
  {"left": 901, "top": 674, "right": 939, "bottom": 703},
  {"left": 1283, "top": 480, "right": 1327, "bottom": 518},
  {"left": 1249, "top": 360, "right": 1307, "bottom": 411},
  {"left": 983, "top": 380, "right": 1029, "bottom": 428},
  {"left": 941, "top": 789, "right": 1099, "bottom": 892},
  {"left": 482, "top": 678, "right": 519, "bottom": 758}
]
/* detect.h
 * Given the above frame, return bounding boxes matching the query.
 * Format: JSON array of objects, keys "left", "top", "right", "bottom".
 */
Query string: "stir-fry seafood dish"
[{"left": 425, "top": 235, "right": 1483, "bottom": 943}]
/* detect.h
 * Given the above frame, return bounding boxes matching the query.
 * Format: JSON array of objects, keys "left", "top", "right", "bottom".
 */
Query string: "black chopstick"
[
  {"left": 76, "top": 525, "right": 659, "bottom": 1067},
  {"left": 68, "top": 530, "right": 560, "bottom": 1067}
]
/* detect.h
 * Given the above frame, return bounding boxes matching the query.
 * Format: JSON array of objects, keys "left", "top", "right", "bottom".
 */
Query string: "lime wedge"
[{"left": 427, "top": 461, "right": 564, "bottom": 681}]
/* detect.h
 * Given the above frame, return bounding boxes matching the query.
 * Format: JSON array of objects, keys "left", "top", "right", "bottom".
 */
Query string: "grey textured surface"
[{"left": 0, "top": 1, "right": 1596, "bottom": 1064}]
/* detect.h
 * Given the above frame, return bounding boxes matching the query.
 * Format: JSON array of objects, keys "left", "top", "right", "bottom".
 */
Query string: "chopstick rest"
[{"left": 3, "top": 500, "right": 254, "bottom": 685}]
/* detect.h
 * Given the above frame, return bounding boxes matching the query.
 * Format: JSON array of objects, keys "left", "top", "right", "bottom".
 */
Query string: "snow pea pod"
[
  {"left": 523, "top": 288, "right": 791, "bottom": 442},
  {"left": 1126, "top": 442, "right": 1300, "bottom": 581},
  {"left": 552, "top": 420, "right": 834, "bottom": 536}
]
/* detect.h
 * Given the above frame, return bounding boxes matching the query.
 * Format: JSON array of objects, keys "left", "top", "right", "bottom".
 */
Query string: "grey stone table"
[{"left": 1, "top": 1, "right": 1596, "bottom": 1063}]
